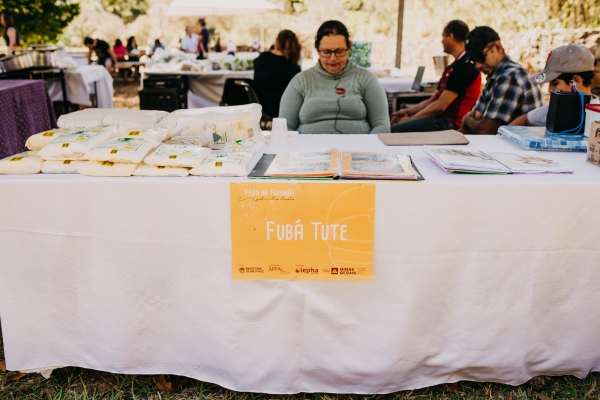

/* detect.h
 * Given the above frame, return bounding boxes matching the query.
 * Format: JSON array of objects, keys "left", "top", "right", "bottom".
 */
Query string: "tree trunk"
[{"left": 395, "top": 0, "right": 405, "bottom": 69}]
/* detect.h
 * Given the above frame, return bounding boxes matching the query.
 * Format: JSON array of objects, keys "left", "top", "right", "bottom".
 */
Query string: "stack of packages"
[{"left": 0, "top": 104, "right": 264, "bottom": 178}]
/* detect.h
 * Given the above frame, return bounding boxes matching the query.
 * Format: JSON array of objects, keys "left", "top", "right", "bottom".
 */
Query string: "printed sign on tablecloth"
[{"left": 230, "top": 183, "right": 376, "bottom": 280}]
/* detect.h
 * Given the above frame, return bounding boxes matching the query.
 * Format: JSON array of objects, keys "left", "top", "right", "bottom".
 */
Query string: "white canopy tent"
[{"left": 162, "top": 0, "right": 282, "bottom": 51}]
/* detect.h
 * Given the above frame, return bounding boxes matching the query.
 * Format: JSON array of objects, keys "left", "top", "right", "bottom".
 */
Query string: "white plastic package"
[
  {"left": 41, "top": 160, "right": 88, "bottom": 174},
  {"left": 103, "top": 110, "right": 168, "bottom": 128},
  {"left": 37, "top": 127, "right": 118, "bottom": 159},
  {"left": 112, "top": 128, "right": 169, "bottom": 142},
  {"left": 57, "top": 109, "right": 113, "bottom": 128},
  {"left": 144, "top": 145, "right": 211, "bottom": 168},
  {"left": 160, "top": 104, "right": 263, "bottom": 144},
  {"left": 133, "top": 164, "right": 189, "bottom": 177},
  {"left": 84, "top": 138, "right": 161, "bottom": 163},
  {"left": 40, "top": 155, "right": 88, "bottom": 161},
  {"left": 79, "top": 161, "right": 139, "bottom": 177},
  {"left": 219, "top": 139, "right": 262, "bottom": 157},
  {"left": 26, "top": 129, "right": 72, "bottom": 150},
  {"left": 189, "top": 153, "right": 252, "bottom": 177},
  {"left": 0, "top": 151, "right": 42, "bottom": 174}
]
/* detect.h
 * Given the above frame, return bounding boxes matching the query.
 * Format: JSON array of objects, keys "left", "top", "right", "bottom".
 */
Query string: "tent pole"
[
  {"left": 260, "top": 14, "right": 265, "bottom": 52},
  {"left": 395, "top": 0, "right": 405, "bottom": 68}
]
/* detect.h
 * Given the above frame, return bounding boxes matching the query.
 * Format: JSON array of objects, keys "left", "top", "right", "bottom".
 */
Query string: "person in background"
[
  {"left": 151, "top": 39, "right": 165, "bottom": 54},
  {"left": 251, "top": 36, "right": 260, "bottom": 52},
  {"left": 84, "top": 37, "right": 117, "bottom": 72},
  {"left": 253, "top": 30, "right": 302, "bottom": 118},
  {"left": 390, "top": 20, "right": 481, "bottom": 132},
  {"left": 113, "top": 39, "right": 126, "bottom": 61},
  {"left": 126, "top": 36, "right": 140, "bottom": 61},
  {"left": 510, "top": 44, "right": 598, "bottom": 127},
  {"left": 461, "top": 26, "right": 542, "bottom": 134},
  {"left": 181, "top": 26, "right": 198, "bottom": 54},
  {"left": 279, "top": 20, "right": 390, "bottom": 134},
  {"left": 197, "top": 18, "right": 210, "bottom": 59},
  {"left": 214, "top": 36, "right": 222, "bottom": 53},
  {"left": 0, "top": 11, "right": 20, "bottom": 54},
  {"left": 226, "top": 39, "right": 236, "bottom": 56}
]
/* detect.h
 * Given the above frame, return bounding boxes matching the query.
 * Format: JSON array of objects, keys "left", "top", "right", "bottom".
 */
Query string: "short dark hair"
[
  {"left": 557, "top": 71, "right": 595, "bottom": 87},
  {"left": 315, "top": 20, "right": 351, "bottom": 49},
  {"left": 199, "top": 18, "right": 206, "bottom": 26},
  {"left": 115, "top": 39, "right": 122, "bottom": 47},
  {"left": 83, "top": 37, "right": 94, "bottom": 45},
  {"left": 443, "top": 20, "right": 469, "bottom": 42}
]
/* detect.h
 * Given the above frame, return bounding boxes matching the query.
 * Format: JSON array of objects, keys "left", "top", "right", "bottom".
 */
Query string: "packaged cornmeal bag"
[
  {"left": 37, "top": 126, "right": 118, "bottom": 159},
  {"left": 26, "top": 129, "right": 72, "bottom": 150},
  {"left": 0, "top": 151, "right": 42, "bottom": 174},
  {"left": 84, "top": 138, "right": 161, "bottom": 163},
  {"left": 189, "top": 153, "right": 252, "bottom": 177},
  {"left": 144, "top": 145, "right": 211, "bottom": 168}
]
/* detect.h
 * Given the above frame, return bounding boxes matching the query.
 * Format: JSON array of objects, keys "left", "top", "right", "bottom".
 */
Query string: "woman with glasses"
[
  {"left": 253, "top": 30, "right": 302, "bottom": 119},
  {"left": 279, "top": 20, "right": 390, "bottom": 134}
]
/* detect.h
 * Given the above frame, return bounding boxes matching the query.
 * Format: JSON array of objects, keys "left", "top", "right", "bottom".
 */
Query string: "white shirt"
[
  {"left": 181, "top": 33, "right": 199, "bottom": 53},
  {"left": 527, "top": 95, "right": 599, "bottom": 127},
  {"left": 226, "top": 41, "right": 236, "bottom": 53}
]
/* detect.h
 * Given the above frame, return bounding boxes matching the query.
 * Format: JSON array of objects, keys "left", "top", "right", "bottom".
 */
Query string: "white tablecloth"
[
  {"left": 142, "top": 70, "right": 254, "bottom": 107},
  {"left": 46, "top": 65, "right": 114, "bottom": 108},
  {"left": 1, "top": 135, "right": 600, "bottom": 393}
]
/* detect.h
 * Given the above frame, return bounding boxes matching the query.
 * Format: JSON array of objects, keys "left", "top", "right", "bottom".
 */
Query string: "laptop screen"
[{"left": 411, "top": 66, "right": 425, "bottom": 92}]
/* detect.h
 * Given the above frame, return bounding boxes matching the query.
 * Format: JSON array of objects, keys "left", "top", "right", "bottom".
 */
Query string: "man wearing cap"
[
  {"left": 510, "top": 44, "right": 598, "bottom": 127},
  {"left": 460, "top": 26, "right": 542, "bottom": 135}
]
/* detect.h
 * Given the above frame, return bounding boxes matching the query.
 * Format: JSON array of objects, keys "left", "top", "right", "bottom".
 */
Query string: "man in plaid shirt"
[{"left": 461, "top": 27, "right": 542, "bottom": 135}]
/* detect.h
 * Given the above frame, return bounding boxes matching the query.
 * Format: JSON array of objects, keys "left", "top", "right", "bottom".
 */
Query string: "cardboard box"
[{"left": 586, "top": 120, "right": 600, "bottom": 167}]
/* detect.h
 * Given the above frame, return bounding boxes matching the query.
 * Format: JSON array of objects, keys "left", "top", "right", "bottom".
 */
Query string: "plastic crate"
[
  {"left": 139, "top": 88, "right": 187, "bottom": 112},
  {"left": 143, "top": 75, "right": 188, "bottom": 92}
]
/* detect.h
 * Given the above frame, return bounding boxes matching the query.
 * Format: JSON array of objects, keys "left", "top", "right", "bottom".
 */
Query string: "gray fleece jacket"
[{"left": 279, "top": 61, "right": 390, "bottom": 134}]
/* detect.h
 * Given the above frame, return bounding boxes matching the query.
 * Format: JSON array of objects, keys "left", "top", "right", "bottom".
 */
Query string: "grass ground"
[
  {"left": 1, "top": 321, "right": 599, "bottom": 400},
  {"left": 113, "top": 80, "right": 140, "bottom": 110}
]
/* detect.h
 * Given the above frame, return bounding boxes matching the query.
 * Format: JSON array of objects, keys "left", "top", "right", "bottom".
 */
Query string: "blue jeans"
[{"left": 391, "top": 116, "right": 458, "bottom": 133}]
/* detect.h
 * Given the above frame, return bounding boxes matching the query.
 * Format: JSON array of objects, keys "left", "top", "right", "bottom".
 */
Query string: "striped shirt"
[{"left": 475, "top": 56, "right": 543, "bottom": 124}]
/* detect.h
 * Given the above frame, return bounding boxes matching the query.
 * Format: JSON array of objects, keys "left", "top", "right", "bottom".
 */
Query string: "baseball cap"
[
  {"left": 532, "top": 44, "right": 596, "bottom": 84},
  {"left": 465, "top": 26, "right": 501, "bottom": 57}
]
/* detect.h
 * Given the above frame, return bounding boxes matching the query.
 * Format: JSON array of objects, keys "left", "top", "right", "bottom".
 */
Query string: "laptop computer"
[{"left": 409, "top": 66, "right": 425, "bottom": 92}]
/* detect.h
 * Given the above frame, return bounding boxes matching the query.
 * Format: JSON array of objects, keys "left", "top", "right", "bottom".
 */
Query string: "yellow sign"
[{"left": 230, "top": 182, "right": 376, "bottom": 280}]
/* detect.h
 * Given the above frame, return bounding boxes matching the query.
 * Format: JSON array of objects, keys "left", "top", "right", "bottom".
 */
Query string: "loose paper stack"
[{"left": 423, "top": 147, "right": 573, "bottom": 174}]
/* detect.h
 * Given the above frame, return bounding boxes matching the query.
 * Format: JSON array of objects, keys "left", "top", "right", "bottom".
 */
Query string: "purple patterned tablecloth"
[{"left": 0, "top": 80, "right": 57, "bottom": 159}]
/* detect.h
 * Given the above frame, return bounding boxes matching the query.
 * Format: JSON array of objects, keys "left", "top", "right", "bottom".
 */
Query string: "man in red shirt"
[{"left": 391, "top": 20, "right": 482, "bottom": 132}]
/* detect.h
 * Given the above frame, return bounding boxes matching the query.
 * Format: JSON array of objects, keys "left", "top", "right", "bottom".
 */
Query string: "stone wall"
[{"left": 372, "top": 28, "right": 600, "bottom": 89}]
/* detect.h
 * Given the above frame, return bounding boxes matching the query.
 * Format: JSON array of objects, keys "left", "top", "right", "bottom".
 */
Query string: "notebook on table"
[
  {"left": 378, "top": 130, "right": 469, "bottom": 146},
  {"left": 498, "top": 126, "right": 588, "bottom": 151}
]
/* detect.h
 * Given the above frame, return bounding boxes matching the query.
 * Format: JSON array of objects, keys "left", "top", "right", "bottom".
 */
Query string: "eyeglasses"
[
  {"left": 468, "top": 41, "right": 497, "bottom": 65},
  {"left": 317, "top": 48, "right": 348, "bottom": 58}
]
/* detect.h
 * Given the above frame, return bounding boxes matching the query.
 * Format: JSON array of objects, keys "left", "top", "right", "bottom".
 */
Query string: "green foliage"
[
  {"left": 546, "top": 0, "right": 600, "bottom": 28},
  {"left": 344, "top": 0, "right": 365, "bottom": 11},
  {"left": 285, "top": 0, "right": 307, "bottom": 14},
  {"left": 100, "top": 0, "right": 148, "bottom": 24},
  {"left": 0, "top": 0, "right": 79, "bottom": 45}
]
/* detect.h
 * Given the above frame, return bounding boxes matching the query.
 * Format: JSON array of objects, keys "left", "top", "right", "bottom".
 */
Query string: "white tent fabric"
[{"left": 164, "top": 0, "right": 281, "bottom": 16}]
